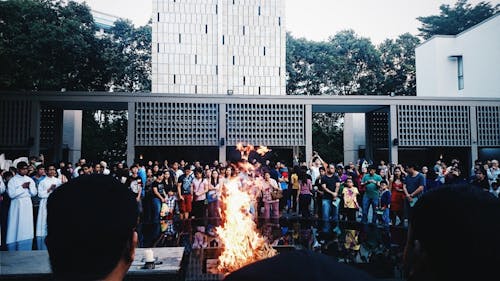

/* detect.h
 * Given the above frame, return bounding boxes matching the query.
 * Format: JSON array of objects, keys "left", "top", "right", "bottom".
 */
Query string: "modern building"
[
  {"left": 344, "top": 14, "right": 500, "bottom": 165},
  {"left": 416, "top": 13, "right": 500, "bottom": 98},
  {"left": 152, "top": 0, "right": 286, "bottom": 95}
]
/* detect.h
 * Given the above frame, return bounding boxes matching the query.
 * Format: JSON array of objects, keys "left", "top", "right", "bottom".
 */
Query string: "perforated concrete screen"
[
  {"left": 477, "top": 106, "right": 500, "bottom": 147},
  {"left": 397, "top": 105, "right": 470, "bottom": 147},
  {"left": 367, "top": 112, "right": 389, "bottom": 148},
  {"left": 135, "top": 102, "right": 219, "bottom": 146},
  {"left": 226, "top": 103, "right": 304, "bottom": 146},
  {"left": 0, "top": 100, "right": 32, "bottom": 146}
]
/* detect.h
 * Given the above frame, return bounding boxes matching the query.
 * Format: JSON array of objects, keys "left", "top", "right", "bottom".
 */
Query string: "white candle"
[{"left": 144, "top": 249, "right": 155, "bottom": 262}]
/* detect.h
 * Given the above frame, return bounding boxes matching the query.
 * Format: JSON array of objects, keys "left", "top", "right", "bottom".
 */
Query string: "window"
[
  {"left": 215, "top": 4, "right": 218, "bottom": 14},
  {"left": 233, "top": 56, "right": 235, "bottom": 65},
  {"left": 263, "top": 47, "right": 266, "bottom": 56},
  {"left": 157, "top": 13, "right": 160, "bottom": 22},
  {"left": 243, "top": 26, "right": 245, "bottom": 35},
  {"left": 179, "top": 33, "right": 181, "bottom": 44},
  {"left": 243, "top": 76, "right": 246, "bottom": 85},
  {"left": 278, "top": 17, "right": 281, "bottom": 26},
  {"left": 457, "top": 56, "right": 464, "bottom": 90},
  {"left": 173, "top": 75, "right": 176, "bottom": 84},
  {"left": 195, "top": 54, "right": 197, "bottom": 64},
  {"left": 258, "top": 6, "right": 261, "bottom": 16},
  {"left": 157, "top": 43, "right": 160, "bottom": 53},
  {"left": 205, "top": 24, "right": 208, "bottom": 34},
  {"left": 222, "top": 35, "right": 225, "bottom": 45},
  {"left": 216, "top": 65, "right": 218, "bottom": 75}
]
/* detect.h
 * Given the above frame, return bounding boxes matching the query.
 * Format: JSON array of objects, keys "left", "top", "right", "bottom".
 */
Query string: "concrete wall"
[
  {"left": 416, "top": 14, "right": 500, "bottom": 98},
  {"left": 343, "top": 113, "right": 366, "bottom": 163},
  {"left": 63, "top": 110, "right": 82, "bottom": 164}
]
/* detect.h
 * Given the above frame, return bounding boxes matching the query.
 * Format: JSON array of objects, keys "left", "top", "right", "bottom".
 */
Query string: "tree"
[
  {"left": 378, "top": 33, "right": 420, "bottom": 96},
  {"left": 104, "top": 19, "right": 152, "bottom": 92},
  {"left": 417, "top": 0, "right": 499, "bottom": 40},
  {"left": 0, "top": 0, "right": 111, "bottom": 91}
]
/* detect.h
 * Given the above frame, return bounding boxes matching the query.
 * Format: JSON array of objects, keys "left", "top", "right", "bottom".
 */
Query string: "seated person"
[
  {"left": 46, "top": 175, "right": 139, "bottom": 281},
  {"left": 404, "top": 184, "right": 500, "bottom": 281}
]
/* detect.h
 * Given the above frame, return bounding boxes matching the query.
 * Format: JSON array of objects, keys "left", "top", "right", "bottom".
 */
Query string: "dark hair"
[
  {"left": 319, "top": 167, "right": 326, "bottom": 172},
  {"left": 408, "top": 185, "right": 500, "bottom": 281},
  {"left": 36, "top": 164, "right": 45, "bottom": 170},
  {"left": 47, "top": 175, "right": 138, "bottom": 280}
]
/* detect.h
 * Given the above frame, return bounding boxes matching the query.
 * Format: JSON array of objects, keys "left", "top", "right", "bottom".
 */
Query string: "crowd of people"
[{"left": 1, "top": 153, "right": 499, "bottom": 251}]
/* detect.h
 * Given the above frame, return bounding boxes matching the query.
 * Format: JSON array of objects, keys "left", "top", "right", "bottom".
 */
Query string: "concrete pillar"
[
  {"left": 305, "top": 104, "right": 313, "bottom": 165},
  {"left": 127, "top": 102, "right": 136, "bottom": 166},
  {"left": 53, "top": 108, "right": 64, "bottom": 162},
  {"left": 219, "top": 104, "right": 227, "bottom": 163},
  {"left": 389, "top": 105, "right": 399, "bottom": 165},
  {"left": 343, "top": 113, "right": 366, "bottom": 164},
  {"left": 63, "top": 110, "right": 82, "bottom": 164},
  {"left": 470, "top": 106, "right": 478, "bottom": 168},
  {"left": 29, "top": 101, "right": 41, "bottom": 157}
]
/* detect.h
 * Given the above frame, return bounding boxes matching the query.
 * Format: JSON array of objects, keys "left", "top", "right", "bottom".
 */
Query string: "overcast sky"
[{"left": 77, "top": 0, "right": 498, "bottom": 44}]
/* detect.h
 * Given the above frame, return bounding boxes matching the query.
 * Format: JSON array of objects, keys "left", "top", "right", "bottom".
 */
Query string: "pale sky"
[{"left": 77, "top": 0, "right": 498, "bottom": 44}]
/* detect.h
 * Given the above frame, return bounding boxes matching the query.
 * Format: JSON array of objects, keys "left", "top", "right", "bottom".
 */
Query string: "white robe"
[
  {"left": 6, "top": 174, "right": 37, "bottom": 244},
  {"left": 0, "top": 175, "right": 5, "bottom": 194},
  {"left": 36, "top": 176, "right": 61, "bottom": 237}
]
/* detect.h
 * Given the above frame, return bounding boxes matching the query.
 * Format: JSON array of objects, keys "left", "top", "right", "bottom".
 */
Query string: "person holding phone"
[
  {"left": 36, "top": 163, "right": 61, "bottom": 250},
  {"left": 6, "top": 161, "right": 37, "bottom": 250}
]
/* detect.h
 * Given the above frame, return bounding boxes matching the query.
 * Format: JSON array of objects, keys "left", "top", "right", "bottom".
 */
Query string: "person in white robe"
[
  {"left": 7, "top": 161, "right": 37, "bottom": 251},
  {"left": 0, "top": 174, "right": 5, "bottom": 246},
  {"left": 36, "top": 164, "right": 62, "bottom": 250}
]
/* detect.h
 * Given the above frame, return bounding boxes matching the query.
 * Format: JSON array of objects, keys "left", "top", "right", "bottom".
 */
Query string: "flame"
[
  {"left": 215, "top": 146, "right": 276, "bottom": 274},
  {"left": 235, "top": 143, "right": 271, "bottom": 160}
]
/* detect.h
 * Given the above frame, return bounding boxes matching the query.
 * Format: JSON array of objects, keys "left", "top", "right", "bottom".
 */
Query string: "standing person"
[
  {"left": 377, "top": 181, "right": 391, "bottom": 227},
  {"left": 321, "top": 164, "right": 341, "bottom": 223},
  {"left": 361, "top": 166, "right": 382, "bottom": 224},
  {"left": 389, "top": 167, "right": 406, "bottom": 226},
  {"left": 191, "top": 169, "right": 208, "bottom": 220},
  {"left": 298, "top": 171, "right": 312, "bottom": 218},
  {"left": 341, "top": 178, "right": 359, "bottom": 222},
  {"left": 207, "top": 170, "right": 221, "bottom": 222},
  {"left": 262, "top": 171, "right": 280, "bottom": 219},
  {"left": 32, "top": 164, "right": 46, "bottom": 187},
  {"left": 290, "top": 166, "right": 301, "bottom": 214},
  {"left": 487, "top": 159, "right": 500, "bottom": 186},
  {"left": 314, "top": 167, "right": 326, "bottom": 219},
  {"left": 126, "top": 165, "right": 143, "bottom": 206},
  {"left": 36, "top": 164, "right": 61, "bottom": 250},
  {"left": 308, "top": 151, "right": 325, "bottom": 184},
  {"left": 151, "top": 173, "right": 166, "bottom": 239},
  {"left": 177, "top": 166, "right": 194, "bottom": 220},
  {"left": 403, "top": 164, "right": 425, "bottom": 219},
  {"left": 6, "top": 162, "right": 37, "bottom": 251},
  {"left": 471, "top": 167, "right": 490, "bottom": 191}
]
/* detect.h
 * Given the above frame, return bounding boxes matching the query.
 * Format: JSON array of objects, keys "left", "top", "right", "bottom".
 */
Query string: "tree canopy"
[
  {"left": 0, "top": 0, "right": 151, "bottom": 91},
  {"left": 417, "top": 0, "right": 499, "bottom": 40}
]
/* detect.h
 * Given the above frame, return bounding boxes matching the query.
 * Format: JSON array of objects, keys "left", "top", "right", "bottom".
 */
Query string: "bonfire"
[{"left": 215, "top": 144, "right": 277, "bottom": 274}]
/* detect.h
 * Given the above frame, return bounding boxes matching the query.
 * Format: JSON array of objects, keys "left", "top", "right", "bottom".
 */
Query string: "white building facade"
[
  {"left": 416, "top": 13, "right": 500, "bottom": 98},
  {"left": 152, "top": 0, "right": 286, "bottom": 95}
]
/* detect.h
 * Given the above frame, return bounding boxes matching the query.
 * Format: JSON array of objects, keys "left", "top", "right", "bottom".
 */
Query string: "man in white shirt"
[
  {"left": 36, "top": 163, "right": 62, "bottom": 250},
  {"left": 6, "top": 161, "right": 37, "bottom": 250}
]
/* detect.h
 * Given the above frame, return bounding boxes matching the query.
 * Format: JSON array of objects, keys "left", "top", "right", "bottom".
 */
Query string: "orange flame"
[
  {"left": 216, "top": 146, "right": 276, "bottom": 274},
  {"left": 235, "top": 143, "right": 271, "bottom": 160}
]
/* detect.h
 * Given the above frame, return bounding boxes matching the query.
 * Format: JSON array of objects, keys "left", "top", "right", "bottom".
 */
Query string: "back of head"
[
  {"left": 224, "top": 250, "right": 375, "bottom": 281},
  {"left": 47, "top": 175, "right": 138, "bottom": 280},
  {"left": 407, "top": 184, "right": 500, "bottom": 281}
]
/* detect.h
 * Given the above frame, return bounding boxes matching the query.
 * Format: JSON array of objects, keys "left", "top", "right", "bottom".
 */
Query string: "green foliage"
[
  {"left": 0, "top": 0, "right": 151, "bottom": 91},
  {"left": 286, "top": 30, "right": 382, "bottom": 95},
  {"left": 312, "top": 113, "right": 344, "bottom": 164},
  {"left": 378, "top": 33, "right": 420, "bottom": 96},
  {"left": 82, "top": 110, "right": 128, "bottom": 164},
  {"left": 417, "top": 0, "right": 499, "bottom": 40}
]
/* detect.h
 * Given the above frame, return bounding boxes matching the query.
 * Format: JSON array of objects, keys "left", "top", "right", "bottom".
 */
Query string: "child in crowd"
[
  {"left": 377, "top": 181, "right": 391, "bottom": 227},
  {"left": 342, "top": 178, "right": 359, "bottom": 221}
]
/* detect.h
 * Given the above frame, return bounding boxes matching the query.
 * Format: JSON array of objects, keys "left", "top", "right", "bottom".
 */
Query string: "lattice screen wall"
[
  {"left": 397, "top": 105, "right": 470, "bottom": 147},
  {"left": 0, "top": 100, "right": 32, "bottom": 146},
  {"left": 135, "top": 102, "right": 219, "bottom": 146},
  {"left": 367, "top": 112, "right": 389, "bottom": 148},
  {"left": 40, "top": 108, "right": 57, "bottom": 146},
  {"left": 226, "top": 104, "right": 305, "bottom": 146},
  {"left": 477, "top": 106, "right": 500, "bottom": 147}
]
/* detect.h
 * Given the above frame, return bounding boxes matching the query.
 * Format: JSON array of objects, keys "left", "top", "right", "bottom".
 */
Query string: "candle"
[{"left": 144, "top": 249, "right": 155, "bottom": 262}]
